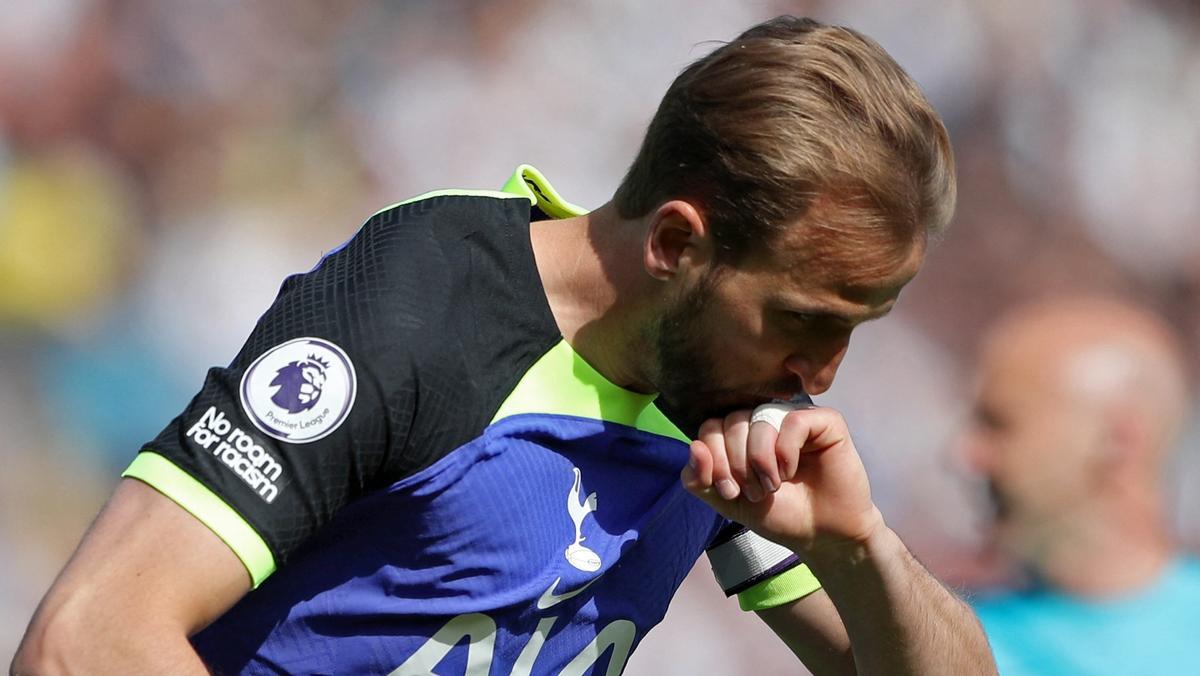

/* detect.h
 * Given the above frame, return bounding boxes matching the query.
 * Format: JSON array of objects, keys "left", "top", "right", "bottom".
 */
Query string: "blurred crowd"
[{"left": 2, "top": 0, "right": 1199, "bottom": 671}]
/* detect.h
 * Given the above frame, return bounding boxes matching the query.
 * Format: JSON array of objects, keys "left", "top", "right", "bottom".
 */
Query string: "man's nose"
[
  {"left": 783, "top": 339, "right": 849, "bottom": 396},
  {"left": 952, "top": 427, "right": 996, "bottom": 475}
]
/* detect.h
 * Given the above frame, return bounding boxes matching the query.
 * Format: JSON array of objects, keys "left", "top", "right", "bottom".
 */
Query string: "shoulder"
[
  {"left": 259, "top": 189, "right": 539, "bottom": 357},
  {"left": 310, "top": 188, "right": 535, "bottom": 297},
  {"left": 1161, "top": 556, "right": 1200, "bottom": 599},
  {"left": 970, "top": 589, "right": 1067, "bottom": 674},
  {"left": 358, "top": 188, "right": 536, "bottom": 257},
  {"left": 1173, "top": 555, "right": 1200, "bottom": 579}
]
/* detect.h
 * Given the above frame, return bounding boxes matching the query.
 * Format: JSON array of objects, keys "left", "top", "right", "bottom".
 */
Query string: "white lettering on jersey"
[
  {"left": 560, "top": 619, "right": 636, "bottom": 676},
  {"left": 186, "top": 406, "right": 282, "bottom": 503},
  {"left": 389, "top": 613, "right": 496, "bottom": 676},
  {"left": 511, "top": 616, "right": 557, "bottom": 676},
  {"left": 393, "top": 615, "right": 636, "bottom": 676}
]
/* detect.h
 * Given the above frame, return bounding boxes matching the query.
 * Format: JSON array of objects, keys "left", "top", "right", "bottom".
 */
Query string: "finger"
[
  {"left": 681, "top": 440, "right": 740, "bottom": 518},
  {"left": 722, "top": 410, "right": 761, "bottom": 502},
  {"left": 776, "top": 407, "right": 849, "bottom": 472},
  {"left": 698, "top": 417, "right": 740, "bottom": 501},
  {"left": 747, "top": 420, "right": 782, "bottom": 494},
  {"left": 805, "top": 407, "right": 849, "bottom": 450},
  {"left": 752, "top": 399, "right": 811, "bottom": 483},
  {"left": 775, "top": 411, "right": 808, "bottom": 480},
  {"left": 681, "top": 439, "right": 714, "bottom": 491}
]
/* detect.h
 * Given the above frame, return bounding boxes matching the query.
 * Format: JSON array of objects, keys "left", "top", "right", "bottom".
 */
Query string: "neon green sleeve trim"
[
  {"left": 122, "top": 452, "right": 277, "bottom": 588},
  {"left": 737, "top": 563, "right": 822, "bottom": 611}
]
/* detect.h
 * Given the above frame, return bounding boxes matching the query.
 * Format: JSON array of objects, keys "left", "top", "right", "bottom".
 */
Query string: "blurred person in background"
[{"left": 959, "top": 295, "right": 1200, "bottom": 675}]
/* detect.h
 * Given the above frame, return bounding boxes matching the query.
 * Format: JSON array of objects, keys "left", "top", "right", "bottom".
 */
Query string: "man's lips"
[
  {"left": 705, "top": 393, "right": 803, "bottom": 419},
  {"left": 984, "top": 480, "right": 1010, "bottom": 520}
]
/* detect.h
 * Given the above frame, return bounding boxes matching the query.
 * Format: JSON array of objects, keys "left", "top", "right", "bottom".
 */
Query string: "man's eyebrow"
[{"left": 785, "top": 301, "right": 896, "bottom": 326}]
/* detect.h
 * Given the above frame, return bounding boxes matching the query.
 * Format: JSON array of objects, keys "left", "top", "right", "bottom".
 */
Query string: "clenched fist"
[{"left": 680, "top": 402, "right": 885, "bottom": 560}]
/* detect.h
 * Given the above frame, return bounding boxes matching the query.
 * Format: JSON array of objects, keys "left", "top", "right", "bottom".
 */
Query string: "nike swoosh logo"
[{"left": 536, "top": 576, "right": 601, "bottom": 610}]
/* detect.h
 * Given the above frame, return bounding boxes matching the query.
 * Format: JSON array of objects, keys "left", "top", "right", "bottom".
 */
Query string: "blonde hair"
[{"left": 614, "top": 16, "right": 956, "bottom": 262}]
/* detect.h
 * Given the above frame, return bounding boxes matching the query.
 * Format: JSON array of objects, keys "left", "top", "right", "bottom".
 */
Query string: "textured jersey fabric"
[
  {"left": 125, "top": 166, "right": 819, "bottom": 675},
  {"left": 973, "top": 557, "right": 1200, "bottom": 675}
]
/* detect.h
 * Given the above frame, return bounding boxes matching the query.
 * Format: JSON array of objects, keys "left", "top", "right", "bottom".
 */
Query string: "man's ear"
[{"left": 642, "top": 200, "right": 712, "bottom": 280}]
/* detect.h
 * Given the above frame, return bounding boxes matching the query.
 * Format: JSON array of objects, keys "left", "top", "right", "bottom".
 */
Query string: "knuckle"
[
  {"left": 778, "top": 413, "right": 803, "bottom": 439},
  {"left": 827, "top": 409, "right": 848, "bottom": 428},
  {"left": 825, "top": 406, "right": 843, "bottom": 419},
  {"left": 703, "top": 439, "right": 728, "bottom": 466},
  {"left": 699, "top": 418, "right": 723, "bottom": 438},
  {"left": 724, "top": 409, "right": 751, "bottom": 429}
]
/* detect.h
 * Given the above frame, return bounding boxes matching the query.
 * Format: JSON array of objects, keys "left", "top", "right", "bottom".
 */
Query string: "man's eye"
[
  {"left": 790, "top": 312, "right": 817, "bottom": 325},
  {"left": 785, "top": 311, "right": 851, "bottom": 336},
  {"left": 975, "top": 407, "right": 1007, "bottom": 432}
]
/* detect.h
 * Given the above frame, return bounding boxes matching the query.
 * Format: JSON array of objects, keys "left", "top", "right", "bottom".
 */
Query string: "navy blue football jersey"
[{"left": 126, "top": 166, "right": 820, "bottom": 675}]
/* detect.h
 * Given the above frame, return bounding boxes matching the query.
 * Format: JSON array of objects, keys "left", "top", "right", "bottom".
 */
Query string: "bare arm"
[
  {"left": 800, "top": 524, "right": 989, "bottom": 675},
  {"left": 755, "top": 526, "right": 991, "bottom": 675},
  {"left": 684, "top": 406, "right": 995, "bottom": 675},
  {"left": 756, "top": 589, "right": 856, "bottom": 675},
  {"left": 11, "top": 479, "right": 251, "bottom": 675}
]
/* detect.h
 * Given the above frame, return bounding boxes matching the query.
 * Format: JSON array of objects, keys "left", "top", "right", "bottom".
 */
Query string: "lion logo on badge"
[
  {"left": 269, "top": 355, "right": 330, "bottom": 413},
  {"left": 240, "top": 337, "right": 356, "bottom": 443}
]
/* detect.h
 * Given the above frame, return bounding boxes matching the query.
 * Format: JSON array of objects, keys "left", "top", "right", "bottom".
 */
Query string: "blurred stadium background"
[{"left": 2, "top": 1, "right": 1199, "bottom": 671}]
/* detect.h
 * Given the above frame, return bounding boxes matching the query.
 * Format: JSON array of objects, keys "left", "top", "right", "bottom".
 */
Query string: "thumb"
[
  {"left": 681, "top": 440, "right": 741, "bottom": 516},
  {"left": 680, "top": 440, "right": 713, "bottom": 495}
]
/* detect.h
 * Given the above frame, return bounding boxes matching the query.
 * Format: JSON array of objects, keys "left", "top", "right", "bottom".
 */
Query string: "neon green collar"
[
  {"left": 497, "top": 166, "right": 685, "bottom": 441},
  {"left": 501, "top": 164, "right": 587, "bottom": 219}
]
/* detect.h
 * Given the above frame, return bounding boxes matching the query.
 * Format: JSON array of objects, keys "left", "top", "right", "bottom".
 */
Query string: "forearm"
[
  {"left": 685, "top": 406, "right": 995, "bottom": 673},
  {"left": 804, "top": 524, "right": 995, "bottom": 676},
  {"left": 12, "top": 479, "right": 250, "bottom": 676},
  {"left": 757, "top": 590, "right": 857, "bottom": 676},
  {"left": 12, "top": 635, "right": 208, "bottom": 676},
  {"left": 13, "top": 593, "right": 209, "bottom": 676}
]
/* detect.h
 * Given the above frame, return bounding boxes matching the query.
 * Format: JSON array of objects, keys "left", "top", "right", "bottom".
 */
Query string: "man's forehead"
[
  {"left": 763, "top": 198, "right": 927, "bottom": 285},
  {"left": 774, "top": 226, "right": 925, "bottom": 302},
  {"left": 981, "top": 343, "right": 1056, "bottom": 393},
  {"left": 979, "top": 330, "right": 1081, "bottom": 412}
]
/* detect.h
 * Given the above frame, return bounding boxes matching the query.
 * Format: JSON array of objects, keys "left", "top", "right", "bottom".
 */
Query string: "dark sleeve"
[{"left": 123, "top": 198, "right": 473, "bottom": 586}]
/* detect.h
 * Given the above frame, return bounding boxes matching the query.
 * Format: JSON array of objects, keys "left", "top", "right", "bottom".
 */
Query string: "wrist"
[{"left": 795, "top": 509, "right": 897, "bottom": 580}]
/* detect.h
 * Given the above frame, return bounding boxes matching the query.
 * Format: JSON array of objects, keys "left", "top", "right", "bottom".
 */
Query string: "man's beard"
[
  {"left": 648, "top": 272, "right": 805, "bottom": 432},
  {"left": 648, "top": 273, "right": 725, "bottom": 428}
]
